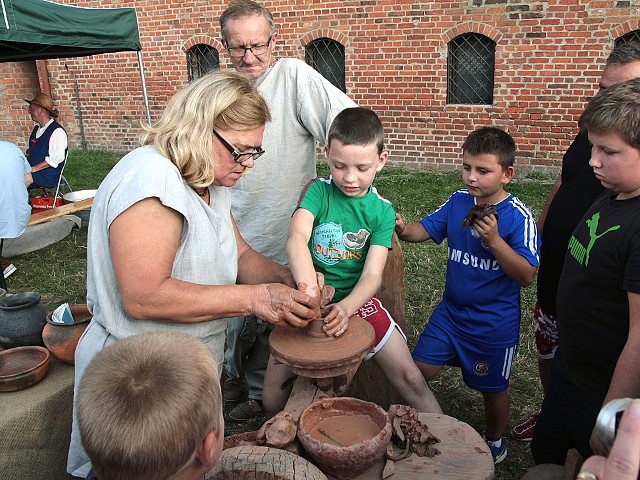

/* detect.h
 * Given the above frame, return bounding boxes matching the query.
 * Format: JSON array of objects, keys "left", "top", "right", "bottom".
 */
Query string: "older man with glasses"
[{"left": 219, "top": 0, "right": 356, "bottom": 421}]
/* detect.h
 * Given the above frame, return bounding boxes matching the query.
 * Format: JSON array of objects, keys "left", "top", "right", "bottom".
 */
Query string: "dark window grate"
[
  {"left": 186, "top": 44, "right": 220, "bottom": 82},
  {"left": 616, "top": 30, "right": 640, "bottom": 46},
  {"left": 447, "top": 34, "right": 495, "bottom": 105},
  {"left": 305, "top": 38, "right": 346, "bottom": 92}
]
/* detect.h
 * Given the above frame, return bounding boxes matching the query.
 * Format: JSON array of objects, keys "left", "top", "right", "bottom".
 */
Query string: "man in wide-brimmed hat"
[{"left": 24, "top": 93, "right": 68, "bottom": 188}]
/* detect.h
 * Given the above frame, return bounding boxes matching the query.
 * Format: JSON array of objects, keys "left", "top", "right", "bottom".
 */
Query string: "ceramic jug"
[{"left": 0, "top": 292, "right": 48, "bottom": 348}]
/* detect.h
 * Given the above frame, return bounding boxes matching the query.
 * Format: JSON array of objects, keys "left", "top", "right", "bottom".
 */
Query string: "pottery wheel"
[{"left": 269, "top": 315, "right": 375, "bottom": 379}]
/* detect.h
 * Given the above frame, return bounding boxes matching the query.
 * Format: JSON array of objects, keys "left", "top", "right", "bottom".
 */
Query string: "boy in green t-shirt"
[{"left": 262, "top": 107, "right": 441, "bottom": 416}]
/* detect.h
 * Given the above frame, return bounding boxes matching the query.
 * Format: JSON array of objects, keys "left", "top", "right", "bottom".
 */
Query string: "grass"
[{"left": 8, "top": 150, "right": 554, "bottom": 479}]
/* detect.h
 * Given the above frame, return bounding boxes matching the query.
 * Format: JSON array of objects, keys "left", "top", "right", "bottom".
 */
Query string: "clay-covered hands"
[
  {"left": 321, "top": 302, "right": 350, "bottom": 337},
  {"left": 254, "top": 283, "right": 318, "bottom": 329},
  {"left": 579, "top": 399, "right": 640, "bottom": 480},
  {"left": 294, "top": 275, "right": 346, "bottom": 337}
]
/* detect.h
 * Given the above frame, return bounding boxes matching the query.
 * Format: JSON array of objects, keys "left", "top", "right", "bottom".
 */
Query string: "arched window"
[
  {"left": 305, "top": 38, "right": 346, "bottom": 92},
  {"left": 616, "top": 30, "right": 640, "bottom": 46},
  {"left": 447, "top": 33, "right": 495, "bottom": 105},
  {"left": 186, "top": 44, "right": 220, "bottom": 81}
]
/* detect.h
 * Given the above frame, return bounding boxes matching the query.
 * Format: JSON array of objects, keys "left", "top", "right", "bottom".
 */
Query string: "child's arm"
[
  {"left": 286, "top": 208, "right": 322, "bottom": 307},
  {"left": 323, "top": 245, "right": 388, "bottom": 336},
  {"left": 395, "top": 213, "right": 432, "bottom": 243},
  {"left": 473, "top": 214, "right": 537, "bottom": 287},
  {"left": 590, "top": 291, "right": 640, "bottom": 454}
]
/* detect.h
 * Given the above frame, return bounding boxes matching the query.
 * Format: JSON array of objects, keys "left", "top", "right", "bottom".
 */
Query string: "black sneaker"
[
  {"left": 223, "top": 377, "right": 248, "bottom": 402},
  {"left": 229, "top": 399, "right": 265, "bottom": 421}
]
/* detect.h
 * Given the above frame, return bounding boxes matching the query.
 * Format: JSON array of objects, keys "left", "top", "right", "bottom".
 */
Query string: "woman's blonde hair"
[{"left": 142, "top": 70, "right": 270, "bottom": 187}]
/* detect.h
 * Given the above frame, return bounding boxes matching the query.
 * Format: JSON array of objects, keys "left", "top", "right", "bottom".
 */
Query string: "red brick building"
[{"left": 2, "top": 0, "right": 639, "bottom": 171}]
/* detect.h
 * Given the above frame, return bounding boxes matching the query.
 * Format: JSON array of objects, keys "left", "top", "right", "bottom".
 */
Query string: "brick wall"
[{"left": 1, "top": 0, "right": 639, "bottom": 172}]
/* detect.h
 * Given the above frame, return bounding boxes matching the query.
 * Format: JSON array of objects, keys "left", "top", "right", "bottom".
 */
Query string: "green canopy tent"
[{"left": 0, "top": 0, "right": 151, "bottom": 123}]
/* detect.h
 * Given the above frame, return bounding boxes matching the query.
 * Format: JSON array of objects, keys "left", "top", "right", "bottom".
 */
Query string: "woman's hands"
[{"left": 252, "top": 283, "right": 317, "bottom": 329}]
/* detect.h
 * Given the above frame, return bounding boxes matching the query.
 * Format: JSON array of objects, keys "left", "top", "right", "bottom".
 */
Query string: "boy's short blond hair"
[
  {"left": 77, "top": 332, "right": 222, "bottom": 480},
  {"left": 579, "top": 77, "right": 640, "bottom": 149}
]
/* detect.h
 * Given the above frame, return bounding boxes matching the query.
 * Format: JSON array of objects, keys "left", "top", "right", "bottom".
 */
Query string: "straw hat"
[{"left": 24, "top": 93, "right": 59, "bottom": 118}]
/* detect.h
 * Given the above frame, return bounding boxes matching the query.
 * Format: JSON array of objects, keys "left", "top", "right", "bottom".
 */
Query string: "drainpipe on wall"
[{"left": 36, "top": 60, "right": 51, "bottom": 97}]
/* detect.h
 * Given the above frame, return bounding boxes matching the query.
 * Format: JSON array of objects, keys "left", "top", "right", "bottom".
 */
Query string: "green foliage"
[{"left": 8, "top": 150, "right": 555, "bottom": 479}]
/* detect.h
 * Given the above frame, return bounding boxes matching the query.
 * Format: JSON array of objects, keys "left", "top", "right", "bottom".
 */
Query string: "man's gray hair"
[
  {"left": 220, "top": 0, "right": 275, "bottom": 44},
  {"left": 607, "top": 41, "right": 640, "bottom": 65}
]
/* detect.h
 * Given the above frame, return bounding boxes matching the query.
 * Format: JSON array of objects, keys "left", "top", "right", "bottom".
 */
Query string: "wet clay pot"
[
  {"left": 42, "top": 304, "right": 92, "bottom": 365},
  {"left": 297, "top": 397, "right": 392, "bottom": 479},
  {"left": 0, "top": 292, "right": 48, "bottom": 349},
  {"left": 270, "top": 316, "right": 375, "bottom": 395}
]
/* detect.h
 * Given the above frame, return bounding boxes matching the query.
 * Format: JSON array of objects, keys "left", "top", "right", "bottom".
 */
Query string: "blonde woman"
[{"left": 68, "top": 71, "right": 318, "bottom": 478}]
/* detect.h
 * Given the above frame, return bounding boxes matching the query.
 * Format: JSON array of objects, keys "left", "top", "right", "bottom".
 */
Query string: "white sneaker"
[{"left": 3, "top": 263, "right": 16, "bottom": 279}]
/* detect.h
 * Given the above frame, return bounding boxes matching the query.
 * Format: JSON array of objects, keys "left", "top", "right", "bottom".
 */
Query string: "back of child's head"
[
  {"left": 327, "top": 107, "right": 385, "bottom": 154},
  {"left": 579, "top": 77, "right": 640, "bottom": 150},
  {"left": 462, "top": 126, "right": 516, "bottom": 170},
  {"left": 77, "top": 332, "right": 222, "bottom": 480}
]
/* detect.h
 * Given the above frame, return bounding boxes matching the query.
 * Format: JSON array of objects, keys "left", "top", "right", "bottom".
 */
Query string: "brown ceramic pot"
[
  {"left": 297, "top": 397, "right": 392, "bottom": 479},
  {"left": 42, "top": 304, "right": 92, "bottom": 365},
  {"left": 0, "top": 345, "right": 51, "bottom": 392}
]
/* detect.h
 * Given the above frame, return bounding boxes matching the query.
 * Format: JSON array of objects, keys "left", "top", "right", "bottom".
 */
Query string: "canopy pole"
[{"left": 137, "top": 50, "right": 152, "bottom": 125}]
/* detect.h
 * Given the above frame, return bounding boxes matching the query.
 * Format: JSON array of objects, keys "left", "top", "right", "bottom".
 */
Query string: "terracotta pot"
[
  {"left": 42, "top": 304, "right": 92, "bottom": 365},
  {"left": 297, "top": 397, "right": 392, "bottom": 479},
  {"left": 0, "top": 292, "right": 48, "bottom": 348},
  {"left": 0, "top": 346, "right": 51, "bottom": 392}
]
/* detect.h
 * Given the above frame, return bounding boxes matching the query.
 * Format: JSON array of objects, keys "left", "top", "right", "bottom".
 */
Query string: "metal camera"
[{"left": 594, "top": 397, "right": 635, "bottom": 455}]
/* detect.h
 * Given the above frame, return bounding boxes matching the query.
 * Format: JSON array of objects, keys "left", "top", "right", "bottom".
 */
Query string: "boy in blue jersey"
[
  {"left": 395, "top": 127, "right": 541, "bottom": 464},
  {"left": 262, "top": 107, "right": 442, "bottom": 416}
]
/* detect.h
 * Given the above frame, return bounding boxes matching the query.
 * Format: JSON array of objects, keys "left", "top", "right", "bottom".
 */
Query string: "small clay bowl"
[
  {"left": 0, "top": 346, "right": 51, "bottom": 392},
  {"left": 297, "top": 397, "right": 392, "bottom": 479},
  {"left": 42, "top": 304, "right": 92, "bottom": 365}
]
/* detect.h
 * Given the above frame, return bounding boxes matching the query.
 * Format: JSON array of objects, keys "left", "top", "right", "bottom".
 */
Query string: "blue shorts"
[{"left": 412, "top": 319, "right": 516, "bottom": 393}]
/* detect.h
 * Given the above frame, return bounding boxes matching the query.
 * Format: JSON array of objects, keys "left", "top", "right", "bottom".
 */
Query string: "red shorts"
[
  {"left": 355, "top": 297, "right": 405, "bottom": 360},
  {"left": 534, "top": 303, "right": 559, "bottom": 360}
]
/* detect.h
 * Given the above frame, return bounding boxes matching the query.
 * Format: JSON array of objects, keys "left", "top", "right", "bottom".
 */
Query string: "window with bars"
[
  {"left": 186, "top": 44, "right": 220, "bottom": 82},
  {"left": 447, "top": 33, "right": 495, "bottom": 105},
  {"left": 305, "top": 38, "right": 346, "bottom": 92},
  {"left": 616, "top": 30, "right": 640, "bottom": 46}
]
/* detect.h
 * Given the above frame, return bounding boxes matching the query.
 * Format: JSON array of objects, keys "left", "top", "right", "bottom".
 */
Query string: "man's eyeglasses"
[
  {"left": 226, "top": 37, "right": 272, "bottom": 58},
  {"left": 213, "top": 129, "right": 265, "bottom": 163}
]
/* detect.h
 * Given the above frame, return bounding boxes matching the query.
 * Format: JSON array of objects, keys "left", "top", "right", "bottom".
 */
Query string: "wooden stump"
[
  {"left": 329, "top": 413, "right": 495, "bottom": 480},
  {"left": 205, "top": 445, "right": 327, "bottom": 480},
  {"left": 346, "top": 232, "right": 406, "bottom": 409}
]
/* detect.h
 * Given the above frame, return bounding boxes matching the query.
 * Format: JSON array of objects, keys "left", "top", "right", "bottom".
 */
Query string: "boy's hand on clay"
[
  {"left": 322, "top": 303, "right": 350, "bottom": 337},
  {"left": 297, "top": 282, "right": 322, "bottom": 318},
  {"left": 315, "top": 272, "right": 335, "bottom": 308}
]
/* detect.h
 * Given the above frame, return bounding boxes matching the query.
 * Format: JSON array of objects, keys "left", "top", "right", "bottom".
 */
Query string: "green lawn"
[{"left": 8, "top": 150, "right": 554, "bottom": 480}]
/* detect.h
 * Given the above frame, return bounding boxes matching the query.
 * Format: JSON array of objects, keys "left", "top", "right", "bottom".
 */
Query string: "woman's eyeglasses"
[{"left": 213, "top": 129, "right": 265, "bottom": 163}]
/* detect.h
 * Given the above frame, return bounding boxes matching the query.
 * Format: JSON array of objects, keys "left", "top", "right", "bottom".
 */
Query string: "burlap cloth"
[{"left": 0, "top": 351, "right": 76, "bottom": 480}]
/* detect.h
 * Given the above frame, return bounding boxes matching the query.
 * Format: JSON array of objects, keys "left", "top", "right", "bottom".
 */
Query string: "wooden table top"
[
  {"left": 329, "top": 412, "right": 495, "bottom": 480},
  {"left": 28, "top": 198, "right": 93, "bottom": 226}
]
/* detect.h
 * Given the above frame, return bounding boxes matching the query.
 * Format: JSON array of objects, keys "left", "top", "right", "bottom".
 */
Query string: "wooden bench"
[{"left": 28, "top": 198, "right": 93, "bottom": 227}]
